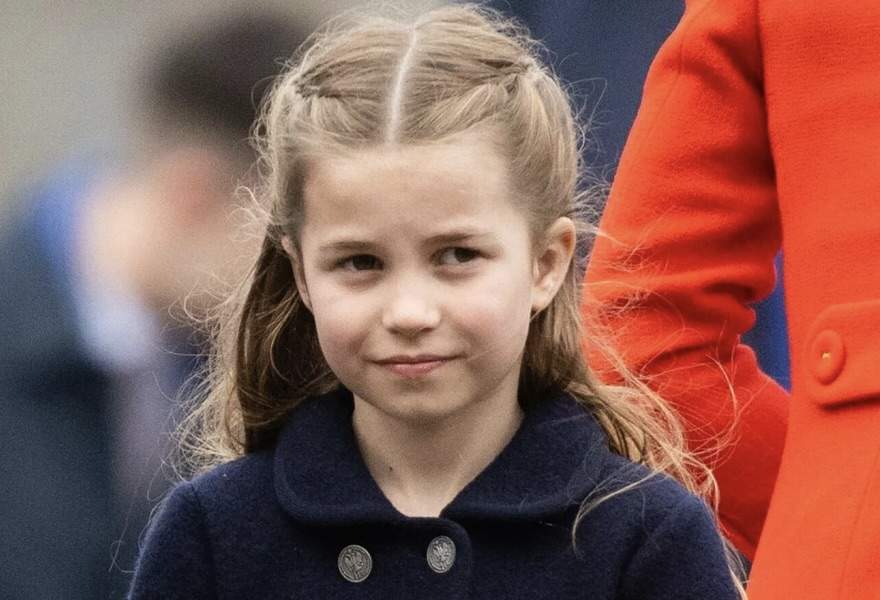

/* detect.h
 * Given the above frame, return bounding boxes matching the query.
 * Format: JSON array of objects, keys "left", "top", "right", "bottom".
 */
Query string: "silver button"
[
  {"left": 426, "top": 536, "right": 456, "bottom": 573},
  {"left": 338, "top": 544, "right": 372, "bottom": 583}
]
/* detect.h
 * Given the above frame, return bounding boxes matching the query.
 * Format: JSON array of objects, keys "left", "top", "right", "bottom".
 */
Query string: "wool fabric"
[{"left": 129, "top": 387, "right": 737, "bottom": 599}]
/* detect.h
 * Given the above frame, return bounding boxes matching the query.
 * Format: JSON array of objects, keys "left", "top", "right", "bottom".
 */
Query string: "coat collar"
[{"left": 273, "top": 386, "right": 616, "bottom": 527}]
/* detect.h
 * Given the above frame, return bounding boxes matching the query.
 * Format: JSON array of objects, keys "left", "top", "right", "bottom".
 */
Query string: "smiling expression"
[{"left": 291, "top": 137, "right": 544, "bottom": 425}]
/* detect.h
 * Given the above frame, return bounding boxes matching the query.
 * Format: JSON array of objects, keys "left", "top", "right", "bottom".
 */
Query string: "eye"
[
  {"left": 338, "top": 254, "right": 382, "bottom": 271},
  {"left": 437, "top": 247, "right": 481, "bottom": 266}
]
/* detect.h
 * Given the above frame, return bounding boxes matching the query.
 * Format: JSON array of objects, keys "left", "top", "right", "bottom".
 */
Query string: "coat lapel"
[{"left": 273, "top": 386, "right": 615, "bottom": 527}]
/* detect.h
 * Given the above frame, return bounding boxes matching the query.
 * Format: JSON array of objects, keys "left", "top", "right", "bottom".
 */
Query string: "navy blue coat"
[{"left": 129, "top": 388, "right": 738, "bottom": 599}]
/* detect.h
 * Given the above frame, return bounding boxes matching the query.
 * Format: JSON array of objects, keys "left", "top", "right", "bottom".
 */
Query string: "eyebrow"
[
  {"left": 317, "top": 239, "right": 375, "bottom": 254},
  {"left": 425, "top": 229, "right": 496, "bottom": 245},
  {"left": 317, "top": 229, "right": 496, "bottom": 254}
]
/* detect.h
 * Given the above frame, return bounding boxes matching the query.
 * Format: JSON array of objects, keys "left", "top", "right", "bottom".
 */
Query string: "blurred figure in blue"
[{"left": 0, "top": 12, "right": 308, "bottom": 599}]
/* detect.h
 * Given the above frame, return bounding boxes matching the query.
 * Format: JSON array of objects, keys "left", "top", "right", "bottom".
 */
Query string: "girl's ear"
[
  {"left": 530, "top": 217, "right": 576, "bottom": 314},
  {"left": 281, "top": 235, "right": 312, "bottom": 311}
]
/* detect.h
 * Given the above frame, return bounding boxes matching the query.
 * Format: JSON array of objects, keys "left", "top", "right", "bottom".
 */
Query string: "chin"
[{"left": 356, "top": 386, "right": 473, "bottom": 427}]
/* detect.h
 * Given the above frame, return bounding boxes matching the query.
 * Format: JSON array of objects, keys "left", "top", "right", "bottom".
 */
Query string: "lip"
[{"left": 375, "top": 355, "right": 455, "bottom": 378}]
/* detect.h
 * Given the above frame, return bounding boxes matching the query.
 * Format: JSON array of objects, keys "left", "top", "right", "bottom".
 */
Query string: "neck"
[{"left": 352, "top": 386, "right": 524, "bottom": 518}]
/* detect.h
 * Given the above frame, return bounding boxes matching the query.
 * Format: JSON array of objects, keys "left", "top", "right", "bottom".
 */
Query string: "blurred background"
[
  {"left": 0, "top": 1, "right": 430, "bottom": 204},
  {"left": 0, "top": 2, "right": 787, "bottom": 599}
]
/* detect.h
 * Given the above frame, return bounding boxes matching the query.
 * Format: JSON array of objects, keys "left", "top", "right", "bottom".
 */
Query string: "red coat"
[{"left": 583, "top": 0, "right": 880, "bottom": 597}]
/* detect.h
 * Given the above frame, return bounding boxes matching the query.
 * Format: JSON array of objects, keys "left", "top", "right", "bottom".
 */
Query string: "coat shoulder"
[
  {"left": 582, "top": 454, "right": 739, "bottom": 599},
  {"left": 187, "top": 451, "right": 277, "bottom": 516},
  {"left": 578, "top": 452, "right": 722, "bottom": 561},
  {"left": 591, "top": 452, "right": 698, "bottom": 523}
]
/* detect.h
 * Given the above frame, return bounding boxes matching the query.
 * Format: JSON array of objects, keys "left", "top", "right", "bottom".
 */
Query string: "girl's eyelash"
[
  {"left": 333, "top": 247, "right": 482, "bottom": 271},
  {"left": 335, "top": 255, "right": 382, "bottom": 271},
  {"left": 437, "top": 246, "right": 481, "bottom": 265}
]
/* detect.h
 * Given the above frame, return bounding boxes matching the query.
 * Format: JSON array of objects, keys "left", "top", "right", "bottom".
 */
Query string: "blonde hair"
[{"left": 179, "top": 4, "right": 745, "bottom": 593}]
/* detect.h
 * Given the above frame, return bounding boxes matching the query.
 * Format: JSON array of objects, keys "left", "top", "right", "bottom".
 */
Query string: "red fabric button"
[{"left": 809, "top": 329, "right": 846, "bottom": 385}]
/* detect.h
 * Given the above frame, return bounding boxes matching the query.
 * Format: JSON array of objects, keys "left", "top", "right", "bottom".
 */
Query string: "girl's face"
[{"left": 290, "top": 137, "right": 570, "bottom": 425}]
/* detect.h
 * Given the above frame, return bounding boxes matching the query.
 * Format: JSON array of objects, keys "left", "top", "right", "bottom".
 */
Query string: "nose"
[{"left": 381, "top": 281, "right": 441, "bottom": 337}]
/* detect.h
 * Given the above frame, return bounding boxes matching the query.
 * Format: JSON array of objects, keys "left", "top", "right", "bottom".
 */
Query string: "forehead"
[{"left": 301, "top": 138, "right": 522, "bottom": 240}]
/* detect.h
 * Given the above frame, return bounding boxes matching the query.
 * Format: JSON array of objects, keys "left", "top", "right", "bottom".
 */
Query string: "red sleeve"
[{"left": 582, "top": 0, "right": 788, "bottom": 559}]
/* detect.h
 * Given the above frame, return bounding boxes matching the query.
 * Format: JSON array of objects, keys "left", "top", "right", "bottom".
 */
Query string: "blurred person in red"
[
  {"left": 0, "top": 12, "right": 308, "bottom": 599},
  {"left": 583, "top": 0, "right": 880, "bottom": 597}
]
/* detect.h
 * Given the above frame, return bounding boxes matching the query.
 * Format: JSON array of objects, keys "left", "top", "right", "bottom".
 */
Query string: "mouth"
[{"left": 374, "top": 356, "right": 456, "bottom": 378}]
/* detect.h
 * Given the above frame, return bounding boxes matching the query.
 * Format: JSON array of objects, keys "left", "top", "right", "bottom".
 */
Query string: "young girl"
[{"left": 129, "top": 5, "right": 744, "bottom": 598}]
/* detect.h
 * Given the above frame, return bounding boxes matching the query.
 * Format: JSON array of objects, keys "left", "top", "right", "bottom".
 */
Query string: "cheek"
[
  {"left": 457, "top": 268, "right": 533, "bottom": 349},
  {"left": 307, "top": 284, "right": 374, "bottom": 361}
]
